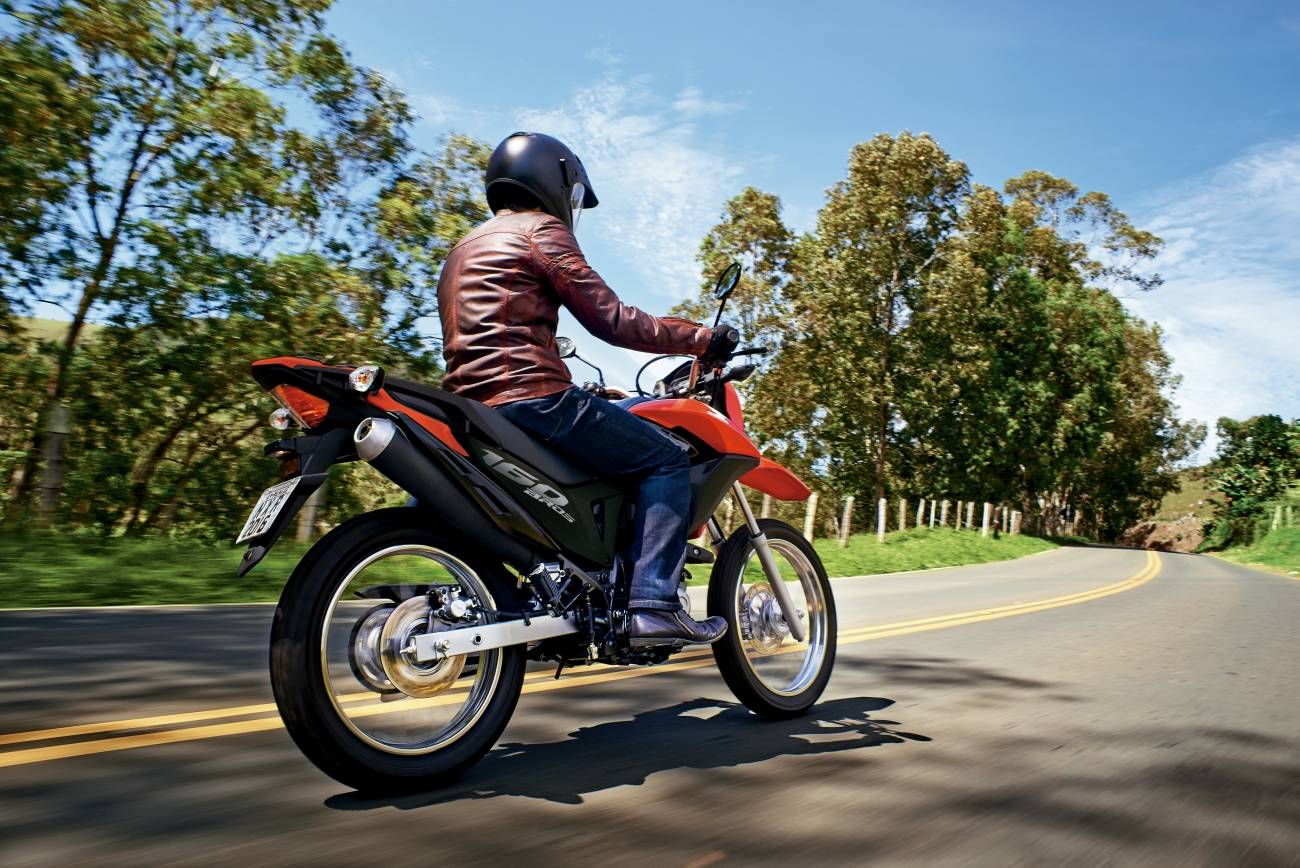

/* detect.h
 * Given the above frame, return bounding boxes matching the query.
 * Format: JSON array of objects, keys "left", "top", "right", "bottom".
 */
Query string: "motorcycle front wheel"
[
  {"left": 270, "top": 508, "right": 526, "bottom": 792},
  {"left": 708, "top": 518, "right": 837, "bottom": 718}
]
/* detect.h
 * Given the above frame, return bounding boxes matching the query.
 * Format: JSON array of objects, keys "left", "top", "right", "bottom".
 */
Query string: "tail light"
[{"left": 271, "top": 385, "right": 330, "bottom": 429}]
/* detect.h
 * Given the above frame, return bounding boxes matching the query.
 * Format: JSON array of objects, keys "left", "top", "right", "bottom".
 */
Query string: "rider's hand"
[{"left": 702, "top": 323, "right": 740, "bottom": 367}]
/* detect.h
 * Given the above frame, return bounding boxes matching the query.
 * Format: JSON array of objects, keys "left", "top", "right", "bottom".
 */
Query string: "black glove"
[{"left": 702, "top": 323, "right": 740, "bottom": 367}]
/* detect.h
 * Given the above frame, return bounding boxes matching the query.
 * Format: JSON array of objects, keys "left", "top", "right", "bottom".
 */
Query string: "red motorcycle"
[{"left": 238, "top": 264, "right": 836, "bottom": 791}]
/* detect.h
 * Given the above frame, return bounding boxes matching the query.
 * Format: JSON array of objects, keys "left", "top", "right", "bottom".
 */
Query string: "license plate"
[{"left": 236, "top": 477, "right": 301, "bottom": 544}]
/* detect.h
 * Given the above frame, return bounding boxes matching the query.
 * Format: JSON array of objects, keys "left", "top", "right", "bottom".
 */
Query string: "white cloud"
[
  {"left": 409, "top": 92, "right": 460, "bottom": 126},
  {"left": 672, "top": 85, "right": 740, "bottom": 118},
  {"left": 584, "top": 46, "right": 623, "bottom": 66},
  {"left": 1124, "top": 137, "right": 1300, "bottom": 461},
  {"left": 516, "top": 76, "right": 745, "bottom": 297}
]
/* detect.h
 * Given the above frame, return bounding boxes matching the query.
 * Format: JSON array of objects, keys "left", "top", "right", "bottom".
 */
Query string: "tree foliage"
[
  {"left": 676, "top": 133, "right": 1199, "bottom": 540},
  {"left": 0, "top": 1, "right": 491, "bottom": 534},
  {"left": 1202, "top": 415, "right": 1300, "bottom": 548}
]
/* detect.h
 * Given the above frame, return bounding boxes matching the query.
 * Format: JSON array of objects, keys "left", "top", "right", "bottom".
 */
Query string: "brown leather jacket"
[{"left": 437, "top": 209, "right": 712, "bottom": 406}]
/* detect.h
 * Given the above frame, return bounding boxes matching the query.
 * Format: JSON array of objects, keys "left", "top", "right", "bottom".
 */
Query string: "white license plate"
[{"left": 236, "top": 477, "right": 301, "bottom": 544}]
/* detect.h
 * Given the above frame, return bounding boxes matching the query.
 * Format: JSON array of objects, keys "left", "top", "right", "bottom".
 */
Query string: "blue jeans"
[{"left": 497, "top": 388, "right": 691, "bottom": 612}]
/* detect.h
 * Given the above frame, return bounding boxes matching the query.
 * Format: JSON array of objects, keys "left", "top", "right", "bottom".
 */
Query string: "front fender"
[{"left": 740, "top": 456, "right": 811, "bottom": 501}]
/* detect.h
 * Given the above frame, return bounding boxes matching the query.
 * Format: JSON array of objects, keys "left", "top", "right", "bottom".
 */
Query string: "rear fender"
[{"left": 236, "top": 428, "right": 356, "bottom": 576}]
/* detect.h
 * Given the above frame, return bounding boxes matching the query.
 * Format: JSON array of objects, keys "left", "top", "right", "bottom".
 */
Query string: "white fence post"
[
  {"left": 928, "top": 499, "right": 936, "bottom": 528},
  {"left": 761, "top": 493, "right": 772, "bottom": 519},
  {"left": 878, "top": 497, "right": 887, "bottom": 543},
  {"left": 898, "top": 497, "right": 907, "bottom": 531},
  {"left": 723, "top": 497, "right": 734, "bottom": 533},
  {"left": 981, "top": 502, "right": 992, "bottom": 538},
  {"left": 966, "top": 501, "right": 975, "bottom": 531},
  {"left": 940, "top": 499, "right": 949, "bottom": 527},
  {"left": 1011, "top": 510, "right": 1021, "bottom": 535},
  {"left": 803, "top": 492, "right": 819, "bottom": 541},
  {"left": 838, "top": 496, "right": 855, "bottom": 548},
  {"left": 954, "top": 500, "right": 962, "bottom": 530},
  {"left": 915, "top": 498, "right": 925, "bottom": 528},
  {"left": 1002, "top": 507, "right": 1011, "bottom": 534},
  {"left": 1272, "top": 505, "right": 1283, "bottom": 532}
]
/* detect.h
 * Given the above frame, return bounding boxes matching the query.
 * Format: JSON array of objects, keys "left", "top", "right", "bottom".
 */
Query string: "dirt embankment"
[{"left": 1120, "top": 515, "right": 1204, "bottom": 552}]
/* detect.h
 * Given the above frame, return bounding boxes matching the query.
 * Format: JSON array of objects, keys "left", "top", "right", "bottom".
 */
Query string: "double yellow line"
[{"left": 0, "top": 551, "right": 1159, "bottom": 769}]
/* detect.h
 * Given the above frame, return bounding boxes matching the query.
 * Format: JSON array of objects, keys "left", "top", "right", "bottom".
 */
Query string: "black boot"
[{"left": 629, "top": 609, "right": 728, "bottom": 647}]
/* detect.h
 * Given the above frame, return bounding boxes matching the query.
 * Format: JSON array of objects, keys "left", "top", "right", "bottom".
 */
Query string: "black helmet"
[{"left": 485, "top": 132, "right": 599, "bottom": 230}]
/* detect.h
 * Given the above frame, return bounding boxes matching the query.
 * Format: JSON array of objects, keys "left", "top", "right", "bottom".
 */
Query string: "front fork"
[{"left": 708, "top": 483, "right": 808, "bottom": 643}]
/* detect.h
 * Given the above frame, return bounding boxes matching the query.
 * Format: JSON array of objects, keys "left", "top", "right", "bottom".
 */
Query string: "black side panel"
[
  {"left": 464, "top": 436, "right": 625, "bottom": 568},
  {"left": 689, "top": 454, "right": 759, "bottom": 530}
]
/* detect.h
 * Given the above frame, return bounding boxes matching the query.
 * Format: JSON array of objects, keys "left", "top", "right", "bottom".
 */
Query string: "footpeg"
[{"left": 685, "top": 542, "right": 715, "bottom": 564}]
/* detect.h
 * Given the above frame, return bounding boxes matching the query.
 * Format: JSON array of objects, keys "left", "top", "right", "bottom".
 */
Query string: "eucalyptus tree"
[
  {"left": 0, "top": 0, "right": 420, "bottom": 523},
  {"left": 795, "top": 132, "right": 969, "bottom": 502}
]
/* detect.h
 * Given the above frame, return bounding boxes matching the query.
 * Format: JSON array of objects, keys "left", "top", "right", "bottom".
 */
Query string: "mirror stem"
[{"left": 574, "top": 353, "right": 604, "bottom": 387}]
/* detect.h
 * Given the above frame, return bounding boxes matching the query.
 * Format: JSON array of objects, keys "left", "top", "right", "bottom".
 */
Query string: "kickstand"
[{"left": 553, "top": 659, "right": 566, "bottom": 680}]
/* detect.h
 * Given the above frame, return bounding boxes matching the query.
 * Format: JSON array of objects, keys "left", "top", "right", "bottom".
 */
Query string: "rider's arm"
[{"left": 529, "top": 217, "right": 711, "bottom": 356}]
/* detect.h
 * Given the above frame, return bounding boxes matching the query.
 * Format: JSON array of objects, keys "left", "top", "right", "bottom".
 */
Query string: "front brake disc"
[{"left": 740, "top": 583, "right": 788, "bottom": 656}]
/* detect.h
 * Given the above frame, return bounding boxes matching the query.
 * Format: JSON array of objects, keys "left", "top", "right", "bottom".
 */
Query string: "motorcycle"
[{"left": 237, "top": 263, "right": 836, "bottom": 791}]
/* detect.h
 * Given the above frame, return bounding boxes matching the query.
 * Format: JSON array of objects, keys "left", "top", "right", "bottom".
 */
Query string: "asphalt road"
[{"left": 1, "top": 547, "right": 1297, "bottom": 867}]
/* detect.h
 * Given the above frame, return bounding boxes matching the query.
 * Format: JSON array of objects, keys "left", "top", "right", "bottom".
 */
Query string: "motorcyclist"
[{"left": 436, "top": 131, "right": 736, "bottom": 646}]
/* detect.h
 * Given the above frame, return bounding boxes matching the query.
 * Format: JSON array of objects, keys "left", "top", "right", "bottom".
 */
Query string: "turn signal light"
[{"left": 271, "top": 385, "right": 330, "bottom": 429}]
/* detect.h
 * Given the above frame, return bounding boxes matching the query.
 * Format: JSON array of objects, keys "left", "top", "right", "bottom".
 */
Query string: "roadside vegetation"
[
  {"left": 1187, "top": 415, "right": 1300, "bottom": 571},
  {"left": 1216, "top": 527, "right": 1299, "bottom": 577},
  {"left": 2, "top": 527, "right": 1056, "bottom": 609}
]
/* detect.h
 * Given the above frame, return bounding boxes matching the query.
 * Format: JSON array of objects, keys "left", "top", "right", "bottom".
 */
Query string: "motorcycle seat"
[{"left": 384, "top": 379, "right": 594, "bottom": 487}]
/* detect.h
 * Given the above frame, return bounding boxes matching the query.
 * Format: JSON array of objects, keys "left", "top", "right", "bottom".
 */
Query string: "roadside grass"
[
  {"left": 1215, "top": 527, "right": 1300, "bottom": 578},
  {"left": 1, "top": 526, "right": 1058, "bottom": 609},
  {"left": 686, "top": 527, "right": 1056, "bottom": 585},
  {"left": 0, "top": 533, "right": 308, "bottom": 608}
]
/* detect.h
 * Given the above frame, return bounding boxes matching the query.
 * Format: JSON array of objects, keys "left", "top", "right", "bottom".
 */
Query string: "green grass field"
[
  {"left": 1216, "top": 527, "right": 1300, "bottom": 577},
  {"left": 1152, "top": 468, "right": 1213, "bottom": 521},
  {"left": 0, "top": 527, "right": 1057, "bottom": 609},
  {"left": 18, "top": 316, "right": 102, "bottom": 344}
]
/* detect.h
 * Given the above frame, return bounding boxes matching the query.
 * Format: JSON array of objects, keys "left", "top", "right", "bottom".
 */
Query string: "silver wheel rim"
[
  {"left": 319, "top": 544, "right": 503, "bottom": 755},
  {"left": 733, "top": 539, "right": 829, "bottom": 696}
]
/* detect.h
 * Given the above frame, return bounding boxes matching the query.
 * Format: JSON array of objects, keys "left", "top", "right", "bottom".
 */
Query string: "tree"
[
  {"left": 0, "top": 0, "right": 416, "bottom": 523},
  {"left": 53, "top": 134, "right": 491, "bottom": 537},
  {"left": 794, "top": 132, "right": 969, "bottom": 502},
  {"left": 673, "top": 187, "right": 795, "bottom": 348},
  {"left": 899, "top": 172, "right": 1174, "bottom": 533},
  {"left": 1203, "top": 415, "right": 1300, "bottom": 547}
]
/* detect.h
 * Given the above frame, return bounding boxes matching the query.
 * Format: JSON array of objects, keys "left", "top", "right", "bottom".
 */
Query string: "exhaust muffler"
[{"left": 354, "top": 418, "right": 534, "bottom": 570}]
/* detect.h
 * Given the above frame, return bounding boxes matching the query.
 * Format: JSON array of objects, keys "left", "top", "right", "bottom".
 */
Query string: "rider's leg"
[{"left": 497, "top": 388, "right": 727, "bottom": 644}]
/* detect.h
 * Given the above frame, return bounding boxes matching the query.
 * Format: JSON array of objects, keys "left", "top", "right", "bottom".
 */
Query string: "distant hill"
[
  {"left": 18, "top": 317, "right": 103, "bottom": 344},
  {"left": 1151, "top": 467, "right": 1213, "bottom": 521}
]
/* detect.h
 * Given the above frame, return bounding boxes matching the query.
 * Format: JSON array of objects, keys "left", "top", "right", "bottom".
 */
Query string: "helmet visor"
[{"left": 569, "top": 182, "right": 585, "bottom": 230}]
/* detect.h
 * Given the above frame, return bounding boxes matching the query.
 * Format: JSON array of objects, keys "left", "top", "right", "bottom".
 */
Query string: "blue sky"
[
  {"left": 325, "top": 0, "right": 1300, "bottom": 459},
  {"left": 233, "top": 3, "right": 1300, "bottom": 456}
]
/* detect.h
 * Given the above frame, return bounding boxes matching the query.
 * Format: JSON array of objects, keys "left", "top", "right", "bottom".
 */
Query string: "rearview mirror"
[
  {"left": 556, "top": 336, "right": 577, "bottom": 358},
  {"left": 714, "top": 263, "right": 741, "bottom": 300}
]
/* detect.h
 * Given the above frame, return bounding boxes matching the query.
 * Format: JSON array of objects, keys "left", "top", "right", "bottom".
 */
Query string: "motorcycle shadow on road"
[{"left": 326, "top": 695, "right": 929, "bottom": 809}]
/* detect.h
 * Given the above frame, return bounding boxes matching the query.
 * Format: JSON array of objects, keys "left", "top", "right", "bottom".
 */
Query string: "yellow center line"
[
  {"left": 0, "top": 551, "right": 1160, "bottom": 768},
  {"left": 0, "top": 666, "right": 598, "bottom": 748}
]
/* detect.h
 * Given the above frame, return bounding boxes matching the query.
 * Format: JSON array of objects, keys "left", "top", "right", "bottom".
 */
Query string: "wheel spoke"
[
  {"left": 733, "top": 538, "right": 829, "bottom": 696},
  {"left": 320, "top": 545, "right": 502, "bottom": 755}
]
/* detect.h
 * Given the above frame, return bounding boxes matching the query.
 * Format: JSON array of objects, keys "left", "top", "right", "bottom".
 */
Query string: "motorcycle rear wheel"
[
  {"left": 270, "top": 508, "right": 526, "bottom": 792},
  {"left": 708, "top": 518, "right": 837, "bottom": 718}
]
